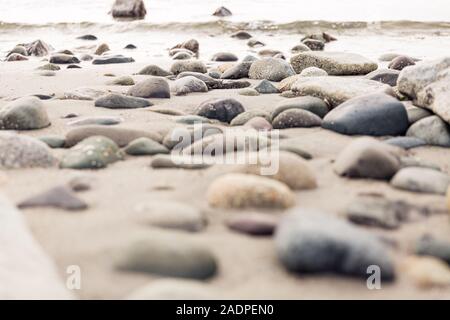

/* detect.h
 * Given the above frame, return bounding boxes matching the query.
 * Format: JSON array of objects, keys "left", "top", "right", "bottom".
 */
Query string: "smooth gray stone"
[
  {"left": 406, "top": 115, "right": 450, "bottom": 147},
  {"left": 390, "top": 167, "right": 450, "bottom": 195},
  {"left": 128, "top": 77, "right": 170, "bottom": 98},
  {"left": 92, "top": 55, "right": 134, "bottom": 65},
  {"left": 195, "top": 98, "right": 245, "bottom": 123},
  {"left": 0, "top": 97, "right": 50, "bottom": 130},
  {"left": 365, "top": 68, "right": 400, "bottom": 86},
  {"left": 272, "top": 109, "right": 322, "bottom": 129},
  {"left": 271, "top": 96, "right": 329, "bottom": 119},
  {"left": 95, "top": 94, "right": 151, "bottom": 109},
  {"left": 254, "top": 79, "right": 279, "bottom": 94},
  {"left": 384, "top": 137, "right": 426, "bottom": 149}
]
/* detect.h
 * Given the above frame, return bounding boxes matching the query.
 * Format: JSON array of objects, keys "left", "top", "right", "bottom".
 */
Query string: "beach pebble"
[
  {"left": 277, "top": 141, "right": 312, "bottom": 160},
  {"left": 38, "top": 71, "right": 56, "bottom": 76},
  {"left": 247, "top": 39, "right": 265, "bottom": 48},
  {"left": 0, "top": 97, "right": 50, "bottom": 130},
  {"left": 276, "top": 74, "right": 302, "bottom": 92},
  {"left": 406, "top": 115, "right": 450, "bottom": 147},
  {"left": 150, "top": 155, "right": 210, "bottom": 170},
  {"left": 322, "top": 93, "right": 409, "bottom": 136},
  {"left": 233, "top": 151, "right": 317, "bottom": 190},
  {"left": 7, "top": 45, "right": 27, "bottom": 57},
  {"left": 60, "top": 136, "right": 124, "bottom": 169},
  {"left": 213, "top": 6, "right": 232, "bottom": 17},
  {"left": 231, "top": 31, "right": 252, "bottom": 39},
  {"left": 334, "top": 137, "right": 401, "bottom": 180},
  {"left": 271, "top": 96, "right": 329, "bottom": 119},
  {"left": 21, "top": 39, "right": 51, "bottom": 56},
  {"left": 391, "top": 167, "right": 450, "bottom": 195},
  {"left": 238, "top": 88, "right": 260, "bottom": 96},
  {"left": 18, "top": 186, "right": 88, "bottom": 211},
  {"left": 171, "top": 39, "right": 199, "bottom": 56},
  {"left": 416, "top": 236, "right": 450, "bottom": 265},
  {"left": 80, "top": 54, "right": 93, "bottom": 61},
  {"left": 111, "top": 0, "right": 146, "bottom": 19},
  {"left": 401, "top": 256, "right": 450, "bottom": 288},
  {"left": 272, "top": 109, "right": 322, "bottom": 129},
  {"left": 116, "top": 234, "right": 217, "bottom": 279},
  {"left": 405, "top": 104, "right": 432, "bottom": 124},
  {"left": 37, "top": 63, "right": 60, "bottom": 71},
  {"left": 249, "top": 58, "right": 295, "bottom": 82},
  {"left": 126, "top": 279, "right": 216, "bottom": 300},
  {"left": 175, "top": 115, "right": 211, "bottom": 125},
  {"left": 124, "top": 137, "right": 169, "bottom": 155},
  {"left": 292, "top": 51, "right": 378, "bottom": 75},
  {"left": 195, "top": 98, "right": 244, "bottom": 123},
  {"left": 291, "top": 43, "right": 311, "bottom": 54},
  {"left": 299, "top": 66, "right": 328, "bottom": 77},
  {"left": 302, "top": 32, "right": 337, "bottom": 43},
  {"left": 107, "top": 76, "right": 135, "bottom": 86},
  {"left": 301, "top": 38, "right": 325, "bottom": 51},
  {"left": 275, "top": 209, "right": 395, "bottom": 279},
  {"left": 211, "top": 52, "right": 238, "bottom": 62},
  {"left": 365, "top": 69, "right": 400, "bottom": 87},
  {"left": 207, "top": 173, "right": 295, "bottom": 209},
  {"left": 169, "top": 48, "right": 195, "bottom": 57},
  {"left": 172, "top": 52, "right": 192, "bottom": 60},
  {"left": 389, "top": 55, "right": 416, "bottom": 71},
  {"left": 92, "top": 54, "right": 134, "bottom": 64},
  {"left": 127, "top": 77, "right": 170, "bottom": 98},
  {"left": 49, "top": 54, "right": 80, "bottom": 64},
  {"left": 0, "top": 133, "right": 57, "bottom": 169},
  {"left": 63, "top": 87, "right": 106, "bottom": 101},
  {"left": 138, "top": 64, "right": 172, "bottom": 76},
  {"left": 65, "top": 125, "right": 161, "bottom": 147},
  {"left": 291, "top": 76, "right": 392, "bottom": 107},
  {"left": 124, "top": 44, "right": 136, "bottom": 49},
  {"left": 244, "top": 117, "right": 272, "bottom": 131},
  {"left": 162, "top": 124, "right": 222, "bottom": 149},
  {"left": 6, "top": 53, "right": 28, "bottom": 61},
  {"left": 220, "top": 62, "right": 252, "bottom": 79},
  {"left": 230, "top": 110, "right": 270, "bottom": 126},
  {"left": 38, "top": 135, "right": 65, "bottom": 148},
  {"left": 67, "top": 116, "right": 123, "bottom": 126},
  {"left": 254, "top": 80, "right": 279, "bottom": 94},
  {"left": 170, "top": 60, "right": 207, "bottom": 75},
  {"left": 67, "top": 64, "right": 81, "bottom": 69},
  {"left": 134, "top": 201, "right": 206, "bottom": 232},
  {"left": 68, "top": 175, "right": 94, "bottom": 191},
  {"left": 176, "top": 72, "right": 220, "bottom": 89},
  {"left": 226, "top": 213, "right": 277, "bottom": 236},
  {"left": 385, "top": 137, "right": 426, "bottom": 149},
  {"left": 218, "top": 80, "right": 251, "bottom": 90},
  {"left": 171, "top": 76, "right": 208, "bottom": 95},
  {"left": 94, "top": 43, "right": 110, "bottom": 55},
  {"left": 95, "top": 93, "right": 152, "bottom": 109},
  {"left": 77, "top": 34, "right": 97, "bottom": 40}
]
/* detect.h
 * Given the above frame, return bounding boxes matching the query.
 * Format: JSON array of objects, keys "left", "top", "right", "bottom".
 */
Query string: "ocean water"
[{"left": 0, "top": 0, "right": 449, "bottom": 61}]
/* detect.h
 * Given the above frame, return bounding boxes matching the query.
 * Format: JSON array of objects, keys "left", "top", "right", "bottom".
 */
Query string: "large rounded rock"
[
  {"left": 334, "top": 138, "right": 402, "bottom": 180},
  {"left": 137, "top": 65, "right": 172, "bottom": 76},
  {"left": 171, "top": 76, "right": 208, "bottom": 96},
  {"left": 322, "top": 93, "right": 409, "bottom": 136},
  {"left": 94, "top": 94, "right": 151, "bottom": 109},
  {"left": 275, "top": 209, "right": 395, "bottom": 280},
  {"left": 271, "top": 96, "right": 329, "bottom": 119},
  {"left": 207, "top": 173, "right": 295, "bottom": 209},
  {"left": 195, "top": 98, "right": 244, "bottom": 123},
  {"left": 170, "top": 60, "right": 207, "bottom": 75},
  {"left": 249, "top": 58, "right": 295, "bottom": 82},
  {"left": 0, "top": 97, "right": 50, "bottom": 130},
  {"left": 127, "top": 77, "right": 170, "bottom": 98},
  {"left": 406, "top": 115, "right": 450, "bottom": 147},
  {"left": 290, "top": 51, "right": 378, "bottom": 75},
  {"left": 272, "top": 109, "right": 322, "bottom": 129},
  {"left": 391, "top": 167, "right": 450, "bottom": 195},
  {"left": 60, "top": 136, "right": 124, "bottom": 169},
  {"left": 116, "top": 234, "right": 217, "bottom": 279},
  {"left": 0, "top": 133, "right": 57, "bottom": 169}
]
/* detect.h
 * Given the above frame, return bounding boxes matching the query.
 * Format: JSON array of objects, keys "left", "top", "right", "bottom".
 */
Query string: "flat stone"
[
  {"left": 365, "top": 68, "right": 400, "bottom": 86},
  {"left": 63, "top": 87, "right": 106, "bottom": 101},
  {"left": 217, "top": 80, "right": 251, "bottom": 90},
  {"left": 300, "top": 66, "right": 328, "bottom": 77},
  {"left": 231, "top": 31, "right": 252, "bottom": 39},
  {"left": 7, "top": 53, "right": 28, "bottom": 61},
  {"left": 92, "top": 54, "right": 134, "bottom": 65},
  {"left": 124, "top": 137, "right": 169, "bottom": 155},
  {"left": 0, "top": 97, "right": 50, "bottom": 130},
  {"left": 195, "top": 98, "right": 244, "bottom": 123},
  {"left": 133, "top": 201, "right": 206, "bottom": 232},
  {"left": 211, "top": 52, "right": 238, "bottom": 62},
  {"left": 67, "top": 116, "right": 123, "bottom": 126},
  {"left": 291, "top": 51, "right": 378, "bottom": 75},
  {"left": 95, "top": 93, "right": 151, "bottom": 109},
  {"left": 207, "top": 173, "right": 295, "bottom": 209},
  {"left": 220, "top": 62, "right": 252, "bottom": 79},
  {"left": 254, "top": 80, "right": 279, "bottom": 94},
  {"left": 37, "top": 63, "right": 60, "bottom": 71},
  {"left": 137, "top": 65, "right": 172, "bottom": 76},
  {"left": 171, "top": 76, "right": 208, "bottom": 95},
  {"left": 334, "top": 137, "right": 402, "bottom": 180},
  {"left": 271, "top": 96, "right": 329, "bottom": 119},
  {"left": 38, "top": 71, "right": 56, "bottom": 77},
  {"left": 275, "top": 209, "right": 395, "bottom": 279},
  {"left": 391, "top": 167, "right": 450, "bottom": 195},
  {"left": 116, "top": 234, "right": 217, "bottom": 279},
  {"left": 272, "top": 109, "right": 322, "bottom": 129},
  {"left": 238, "top": 88, "right": 260, "bottom": 96},
  {"left": 38, "top": 135, "right": 65, "bottom": 148},
  {"left": 107, "top": 76, "right": 135, "bottom": 86},
  {"left": 322, "top": 93, "right": 409, "bottom": 136},
  {"left": 65, "top": 126, "right": 162, "bottom": 147},
  {"left": 226, "top": 213, "right": 277, "bottom": 236},
  {"left": 406, "top": 115, "right": 450, "bottom": 147},
  {"left": 175, "top": 115, "right": 211, "bottom": 125},
  {"left": 249, "top": 58, "right": 295, "bottom": 82},
  {"left": 150, "top": 154, "right": 210, "bottom": 169},
  {"left": 0, "top": 133, "right": 57, "bottom": 169},
  {"left": 162, "top": 124, "right": 222, "bottom": 149},
  {"left": 18, "top": 186, "right": 88, "bottom": 211},
  {"left": 49, "top": 54, "right": 80, "bottom": 64},
  {"left": 60, "top": 136, "right": 124, "bottom": 169},
  {"left": 77, "top": 34, "right": 97, "bottom": 40},
  {"left": 127, "top": 77, "right": 170, "bottom": 98},
  {"left": 291, "top": 76, "right": 393, "bottom": 107},
  {"left": 385, "top": 137, "right": 426, "bottom": 149},
  {"left": 170, "top": 60, "right": 207, "bottom": 75},
  {"left": 176, "top": 72, "right": 220, "bottom": 89}
]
